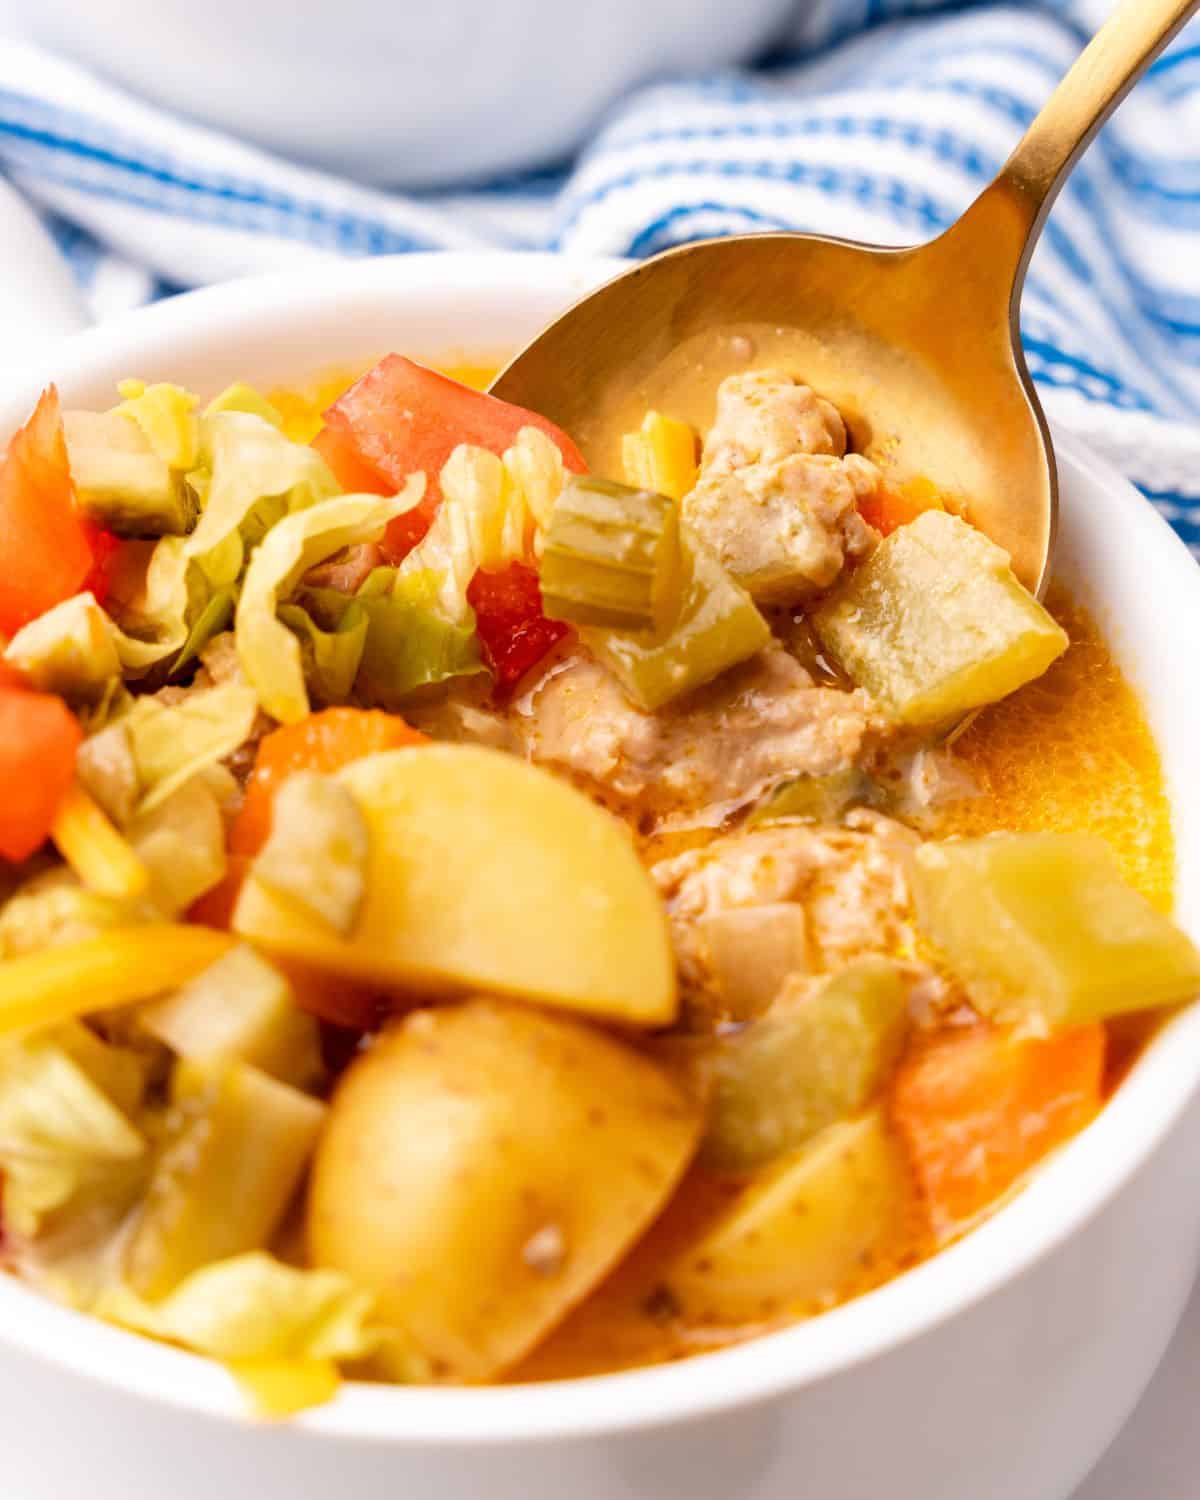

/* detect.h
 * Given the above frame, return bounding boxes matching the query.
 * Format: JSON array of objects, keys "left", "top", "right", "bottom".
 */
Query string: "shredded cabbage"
[
  {"left": 235, "top": 483, "right": 424, "bottom": 723},
  {"left": 277, "top": 599, "right": 368, "bottom": 705},
  {"left": 5, "top": 593, "right": 121, "bottom": 702},
  {"left": 397, "top": 426, "right": 564, "bottom": 624},
  {"left": 98, "top": 1251, "right": 380, "bottom": 1362},
  {"left": 117, "top": 381, "right": 201, "bottom": 470},
  {"left": 203, "top": 383, "right": 284, "bottom": 429},
  {"left": 0, "top": 878, "right": 148, "bottom": 959},
  {"left": 128, "top": 777, "right": 227, "bottom": 916},
  {"left": 354, "top": 570, "right": 485, "bottom": 706},
  {"left": 184, "top": 413, "right": 342, "bottom": 588},
  {"left": 123, "top": 682, "right": 259, "bottom": 815},
  {"left": 104, "top": 537, "right": 203, "bottom": 677}
]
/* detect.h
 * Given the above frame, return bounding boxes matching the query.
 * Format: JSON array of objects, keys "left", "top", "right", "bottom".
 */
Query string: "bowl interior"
[{"left": 2, "top": 252, "right": 1200, "bottom": 1442}]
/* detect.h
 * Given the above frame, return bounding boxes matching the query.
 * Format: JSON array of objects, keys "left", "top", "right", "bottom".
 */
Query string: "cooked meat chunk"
[
  {"left": 302, "top": 542, "right": 385, "bottom": 596},
  {"left": 683, "top": 371, "right": 880, "bottom": 606},
  {"left": 652, "top": 811, "right": 919, "bottom": 1017},
  {"left": 517, "top": 646, "right": 885, "bottom": 822}
]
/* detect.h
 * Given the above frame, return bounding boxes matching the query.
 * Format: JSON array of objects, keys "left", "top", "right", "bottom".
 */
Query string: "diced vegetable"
[
  {"left": 891, "top": 1024, "right": 1105, "bottom": 1236},
  {"left": 187, "top": 855, "right": 251, "bottom": 932},
  {"left": 250, "top": 773, "right": 369, "bottom": 936},
  {"left": 0, "top": 683, "right": 82, "bottom": 861},
  {"left": 467, "top": 561, "right": 570, "bottom": 697},
  {"left": 581, "top": 536, "right": 771, "bottom": 711},
  {"left": 353, "top": 570, "right": 485, "bottom": 708},
  {"left": 696, "top": 904, "right": 810, "bottom": 1020},
  {"left": 855, "top": 477, "right": 942, "bottom": 538},
  {"left": 116, "top": 381, "right": 200, "bottom": 470},
  {"left": 5, "top": 592, "right": 121, "bottom": 703},
  {"left": 100, "top": 1251, "right": 377, "bottom": 1363},
  {"left": 127, "top": 778, "right": 228, "bottom": 917},
  {"left": 309, "top": 1000, "right": 702, "bottom": 1381},
  {"left": 235, "top": 483, "right": 424, "bottom": 723},
  {"left": 0, "top": 387, "right": 96, "bottom": 636},
  {"left": 812, "top": 511, "right": 1068, "bottom": 726},
  {"left": 230, "top": 708, "right": 428, "bottom": 857},
  {"left": 913, "top": 834, "right": 1200, "bottom": 1026},
  {"left": 234, "top": 745, "right": 677, "bottom": 1028},
  {"left": 126, "top": 1058, "right": 325, "bottom": 1298},
  {"left": 277, "top": 599, "right": 368, "bottom": 705},
  {"left": 701, "top": 958, "right": 909, "bottom": 1170},
  {"left": 123, "top": 682, "right": 259, "bottom": 817},
  {"left": 139, "top": 945, "right": 322, "bottom": 1089},
  {"left": 63, "top": 409, "right": 195, "bottom": 537},
  {"left": 666, "top": 1110, "right": 916, "bottom": 1323},
  {"left": 0, "top": 1026, "right": 148, "bottom": 1237},
  {"left": 50, "top": 783, "right": 150, "bottom": 900},
  {"left": 102, "top": 535, "right": 201, "bottom": 677},
  {"left": 204, "top": 383, "right": 284, "bottom": 428},
  {"left": 0, "top": 925, "right": 234, "bottom": 1036},
  {"left": 540, "top": 477, "right": 683, "bottom": 630},
  {"left": 228, "top": 1359, "right": 342, "bottom": 1421},
  {"left": 316, "top": 356, "right": 585, "bottom": 562},
  {"left": 0, "top": 878, "right": 147, "bottom": 959},
  {"left": 622, "top": 411, "right": 699, "bottom": 502}
]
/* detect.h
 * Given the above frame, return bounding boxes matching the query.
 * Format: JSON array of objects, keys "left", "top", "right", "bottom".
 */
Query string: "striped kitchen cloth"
[{"left": 0, "top": 0, "right": 1197, "bottom": 546}]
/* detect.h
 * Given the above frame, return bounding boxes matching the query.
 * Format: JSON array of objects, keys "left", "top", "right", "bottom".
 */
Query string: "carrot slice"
[
  {"left": 857, "top": 477, "right": 944, "bottom": 538},
  {"left": 229, "top": 708, "right": 428, "bottom": 857},
  {"left": 890, "top": 1023, "right": 1105, "bottom": 1236}
]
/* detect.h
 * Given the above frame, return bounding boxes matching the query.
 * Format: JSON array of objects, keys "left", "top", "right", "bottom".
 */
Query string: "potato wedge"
[
  {"left": 233, "top": 744, "right": 677, "bottom": 1028},
  {"left": 666, "top": 1109, "right": 916, "bottom": 1324},
  {"left": 308, "top": 999, "right": 703, "bottom": 1382}
]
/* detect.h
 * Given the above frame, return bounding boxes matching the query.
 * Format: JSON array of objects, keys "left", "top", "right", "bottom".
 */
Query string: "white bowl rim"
[{"left": 1, "top": 252, "right": 1199, "bottom": 1446}]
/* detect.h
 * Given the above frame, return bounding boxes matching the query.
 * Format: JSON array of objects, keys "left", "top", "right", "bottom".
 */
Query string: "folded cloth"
[{"left": 0, "top": 1, "right": 1197, "bottom": 546}]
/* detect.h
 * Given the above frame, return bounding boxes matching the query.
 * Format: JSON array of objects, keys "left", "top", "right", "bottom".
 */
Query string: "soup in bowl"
[{"left": 0, "top": 254, "right": 1199, "bottom": 1500}]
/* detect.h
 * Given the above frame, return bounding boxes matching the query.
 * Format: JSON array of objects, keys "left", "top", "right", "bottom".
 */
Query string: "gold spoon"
[{"left": 492, "top": 0, "right": 1198, "bottom": 594}]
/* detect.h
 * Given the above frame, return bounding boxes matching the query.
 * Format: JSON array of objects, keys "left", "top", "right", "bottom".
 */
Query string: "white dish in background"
[
  {"left": 0, "top": 254, "right": 1199, "bottom": 1500},
  {"left": 0, "top": 0, "right": 795, "bottom": 186}
]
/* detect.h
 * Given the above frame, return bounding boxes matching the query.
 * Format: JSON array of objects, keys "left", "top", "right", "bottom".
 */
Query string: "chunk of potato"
[
  {"left": 812, "top": 510, "right": 1067, "bottom": 725},
  {"left": 914, "top": 833, "right": 1200, "bottom": 1026},
  {"left": 233, "top": 745, "right": 677, "bottom": 1027},
  {"left": 666, "top": 1109, "right": 916, "bottom": 1324},
  {"left": 308, "top": 999, "right": 703, "bottom": 1382}
]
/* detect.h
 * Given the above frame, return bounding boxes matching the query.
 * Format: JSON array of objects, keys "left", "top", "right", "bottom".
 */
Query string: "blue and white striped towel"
[{"left": 1, "top": 1, "right": 1198, "bottom": 545}]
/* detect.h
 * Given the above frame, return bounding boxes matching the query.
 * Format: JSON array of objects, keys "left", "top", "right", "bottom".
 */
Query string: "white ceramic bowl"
[
  {"left": 2, "top": 253, "right": 1200, "bottom": 1500},
  {"left": 0, "top": 0, "right": 795, "bottom": 186}
]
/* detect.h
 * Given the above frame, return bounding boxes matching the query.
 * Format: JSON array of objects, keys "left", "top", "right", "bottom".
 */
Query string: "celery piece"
[
  {"left": 622, "top": 411, "right": 699, "bottom": 502},
  {"left": 914, "top": 833, "right": 1200, "bottom": 1026},
  {"left": 582, "top": 534, "right": 771, "bottom": 711},
  {"left": 251, "top": 773, "right": 369, "bottom": 936},
  {"left": 126, "top": 1059, "right": 325, "bottom": 1298},
  {"left": 702, "top": 957, "right": 908, "bottom": 1171},
  {"left": 812, "top": 510, "right": 1068, "bottom": 725},
  {"left": 139, "top": 945, "right": 322, "bottom": 1089},
  {"left": 667, "top": 1109, "right": 914, "bottom": 1322},
  {"left": 541, "top": 476, "right": 683, "bottom": 630},
  {"left": 63, "top": 410, "right": 196, "bottom": 538}
]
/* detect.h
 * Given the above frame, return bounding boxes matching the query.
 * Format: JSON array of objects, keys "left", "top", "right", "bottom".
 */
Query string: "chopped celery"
[
  {"left": 812, "top": 510, "right": 1068, "bottom": 725},
  {"left": 128, "top": 778, "right": 227, "bottom": 917},
  {"left": 50, "top": 783, "right": 150, "bottom": 900},
  {"left": 117, "top": 380, "right": 200, "bottom": 470},
  {"left": 540, "top": 477, "right": 683, "bottom": 631},
  {"left": 914, "top": 833, "right": 1200, "bottom": 1026},
  {"left": 581, "top": 535, "right": 771, "bottom": 711},
  {"left": 696, "top": 904, "right": 810, "bottom": 1021},
  {"left": 667, "top": 1109, "right": 915, "bottom": 1322},
  {"left": 4, "top": 593, "right": 120, "bottom": 703},
  {"left": 750, "top": 768, "right": 873, "bottom": 826},
  {"left": 0, "top": 925, "right": 234, "bottom": 1036},
  {"left": 622, "top": 411, "right": 699, "bottom": 502},
  {"left": 63, "top": 409, "right": 196, "bottom": 537},
  {"left": 278, "top": 600, "right": 368, "bottom": 705},
  {"left": 139, "top": 945, "right": 322, "bottom": 1089},
  {"left": 203, "top": 383, "right": 284, "bottom": 429},
  {"left": 126, "top": 1060, "right": 325, "bottom": 1298},
  {"left": 99, "top": 1251, "right": 377, "bottom": 1362},
  {"left": 701, "top": 957, "right": 908, "bottom": 1170},
  {"left": 250, "top": 773, "right": 369, "bottom": 936}
]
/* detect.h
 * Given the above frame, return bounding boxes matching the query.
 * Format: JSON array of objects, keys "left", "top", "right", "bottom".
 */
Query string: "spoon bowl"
[{"left": 493, "top": 0, "right": 1198, "bottom": 595}]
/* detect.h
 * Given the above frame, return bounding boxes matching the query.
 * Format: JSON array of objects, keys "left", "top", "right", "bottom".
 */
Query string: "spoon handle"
[{"left": 946, "top": 0, "right": 1197, "bottom": 286}]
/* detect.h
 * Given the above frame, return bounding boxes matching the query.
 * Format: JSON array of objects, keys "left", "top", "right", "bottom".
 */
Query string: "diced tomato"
[
  {"left": 0, "top": 387, "right": 97, "bottom": 635},
  {"left": 188, "top": 854, "right": 251, "bottom": 931},
  {"left": 229, "top": 708, "right": 429, "bottom": 857},
  {"left": 318, "top": 356, "right": 586, "bottom": 564},
  {"left": 81, "top": 524, "right": 122, "bottom": 606},
  {"left": 284, "top": 962, "right": 385, "bottom": 1033},
  {"left": 891, "top": 1023, "right": 1105, "bottom": 1236},
  {"left": 467, "top": 561, "right": 570, "bottom": 699},
  {"left": 0, "top": 685, "right": 82, "bottom": 861},
  {"left": 312, "top": 425, "right": 392, "bottom": 496}
]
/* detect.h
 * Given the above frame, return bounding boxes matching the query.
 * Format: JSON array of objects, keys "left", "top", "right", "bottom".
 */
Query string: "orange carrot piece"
[
  {"left": 188, "top": 853, "right": 252, "bottom": 931},
  {"left": 858, "top": 477, "right": 944, "bottom": 538},
  {"left": 0, "top": 686, "right": 82, "bottom": 861},
  {"left": 891, "top": 1023, "right": 1105, "bottom": 1236},
  {"left": 229, "top": 708, "right": 428, "bottom": 857}
]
